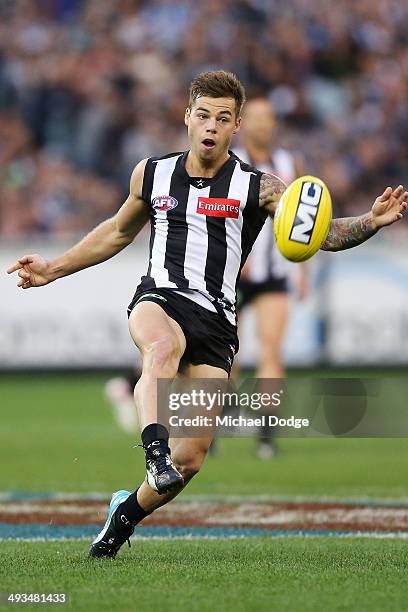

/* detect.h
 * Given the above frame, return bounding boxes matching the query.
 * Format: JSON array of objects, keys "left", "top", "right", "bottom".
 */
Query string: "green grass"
[
  {"left": 0, "top": 373, "right": 407, "bottom": 498},
  {"left": 1, "top": 373, "right": 408, "bottom": 611},
  {"left": 1, "top": 538, "right": 408, "bottom": 612}
]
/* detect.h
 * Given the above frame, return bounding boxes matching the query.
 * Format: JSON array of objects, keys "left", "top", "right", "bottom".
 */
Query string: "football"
[{"left": 274, "top": 175, "right": 332, "bottom": 262}]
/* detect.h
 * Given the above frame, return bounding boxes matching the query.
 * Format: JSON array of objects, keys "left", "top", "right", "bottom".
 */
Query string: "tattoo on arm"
[
  {"left": 321, "top": 212, "right": 377, "bottom": 251},
  {"left": 259, "top": 172, "right": 287, "bottom": 215}
]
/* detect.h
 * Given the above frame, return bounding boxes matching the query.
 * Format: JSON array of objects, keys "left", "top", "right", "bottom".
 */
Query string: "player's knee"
[{"left": 145, "top": 336, "right": 182, "bottom": 376}]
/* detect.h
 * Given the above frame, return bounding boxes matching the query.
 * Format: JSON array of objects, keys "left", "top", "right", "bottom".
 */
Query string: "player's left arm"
[
  {"left": 321, "top": 185, "right": 407, "bottom": 251},
  {"left": 258, "top": 172, "right": 287, "bottom": 215}
]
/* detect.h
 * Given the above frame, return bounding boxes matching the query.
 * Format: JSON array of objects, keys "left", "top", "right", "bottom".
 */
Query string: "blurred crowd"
[{"left": 1, "top": 0, "right": 407, "bottom": 238}]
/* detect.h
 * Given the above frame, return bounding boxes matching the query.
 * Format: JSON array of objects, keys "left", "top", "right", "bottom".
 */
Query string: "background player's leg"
[
  {"left": 253, "top": 291, "right": 289, "bottom": 458},
  {"left": 104, "top": 368, "right": 141, "bottom": 434},
  {"left": 253, "top": 292, "right": 289, "bottom": 379},
  {"left": 136, "top": 364, "right": 227, "bottom": 511}
]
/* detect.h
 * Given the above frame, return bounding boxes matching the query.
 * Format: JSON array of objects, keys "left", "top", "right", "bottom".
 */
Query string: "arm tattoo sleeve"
[
  {"left": 321, "top": 212, "right": 377, "bottom": 251},
  {"left": 259, "top": 172, "right": 287, "bottom": 215}
]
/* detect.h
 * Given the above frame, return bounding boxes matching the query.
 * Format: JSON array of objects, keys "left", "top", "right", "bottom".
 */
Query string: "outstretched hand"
[
  {"left": 6, "top": 254, "right": 52, "bottom": 289},
  {"left": 372, "top": 185, "right": 407, "bottom": 229}
]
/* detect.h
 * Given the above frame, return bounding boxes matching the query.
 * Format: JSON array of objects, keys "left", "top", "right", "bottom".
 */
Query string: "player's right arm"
[{"left": 7, "top": 159, "right": 150, "bottom": 289}]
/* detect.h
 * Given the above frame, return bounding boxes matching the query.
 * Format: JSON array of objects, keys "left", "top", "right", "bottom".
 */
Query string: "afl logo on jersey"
[{"left": 152, "top": 195, "right": 178, "bottom": 211}]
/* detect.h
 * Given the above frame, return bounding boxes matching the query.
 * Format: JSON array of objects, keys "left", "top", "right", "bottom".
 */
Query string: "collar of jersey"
[{"left": 175, "top": 150, "right": 237, "bottom": 188}]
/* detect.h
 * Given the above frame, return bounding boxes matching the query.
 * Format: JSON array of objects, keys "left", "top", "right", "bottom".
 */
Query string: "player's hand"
[
  {"left": 6, "top": 254, "right": 53, "bottom": 289},
  {"left": 371, "top": 185, "right": 407, "bottom": 229}
]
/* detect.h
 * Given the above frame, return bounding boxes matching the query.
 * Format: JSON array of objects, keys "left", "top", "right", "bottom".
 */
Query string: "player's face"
[
  {"left": 185, "top": 96, "right": 241, "bottom": 163},
  {"left": 242, "top": 99, "right": 276, "bottom": 148}
]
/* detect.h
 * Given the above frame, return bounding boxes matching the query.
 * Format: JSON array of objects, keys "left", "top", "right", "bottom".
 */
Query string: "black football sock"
[
  {"left": 141, "top": 423, "right": 170, "bottom": 451},
  {"left": 119, "top": 489, "right": 151, "bottom": 525}
]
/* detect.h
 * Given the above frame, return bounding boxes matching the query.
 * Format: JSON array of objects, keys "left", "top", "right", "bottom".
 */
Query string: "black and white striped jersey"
[
  {"left": 137, "top": 151, "right": 267, "bottom": 325},
  {"left": 233, "top": 147, "right": 297, "bottom": 284}
]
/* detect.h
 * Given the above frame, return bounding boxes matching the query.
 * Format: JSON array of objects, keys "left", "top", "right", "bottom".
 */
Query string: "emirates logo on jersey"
[
  {"left": 152, "top": 195, "right": 178, "bottom": 211},
  {"left": 197, "top": 197, "right": 240, "bottom": 218}
]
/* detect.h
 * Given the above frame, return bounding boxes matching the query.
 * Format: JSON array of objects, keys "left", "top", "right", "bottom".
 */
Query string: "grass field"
[
  {"left": 1, "top": 372, "right": 407, "bottom": 611},
  {"left": 2, "top": 539, "right": 408, "bottom": 612},
  {"left": 1, "top": 372, "right": 408, "bottom": 498}
]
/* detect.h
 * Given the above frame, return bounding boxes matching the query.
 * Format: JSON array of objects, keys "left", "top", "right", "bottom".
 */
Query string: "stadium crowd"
[{"left": 1, "top": 0, "right": 407, "bottom": 238}]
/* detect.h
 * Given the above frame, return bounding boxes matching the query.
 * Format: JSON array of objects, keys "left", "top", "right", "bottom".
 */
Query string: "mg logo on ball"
[{"left": 290, "top": 182, "right": 323, "bottom": 244}]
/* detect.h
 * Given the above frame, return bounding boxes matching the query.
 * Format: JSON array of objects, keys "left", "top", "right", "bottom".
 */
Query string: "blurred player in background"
[
  {"left": 234, "top": 98, "right": 308, "bottom": 459},
  {"left": 104, "top": 369, "right": 140, "bottom": 434}
]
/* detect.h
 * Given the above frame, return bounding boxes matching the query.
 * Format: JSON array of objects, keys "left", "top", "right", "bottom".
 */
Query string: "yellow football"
[{"left": 274, "top": 175, "right": 332, "bottom": 262}]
